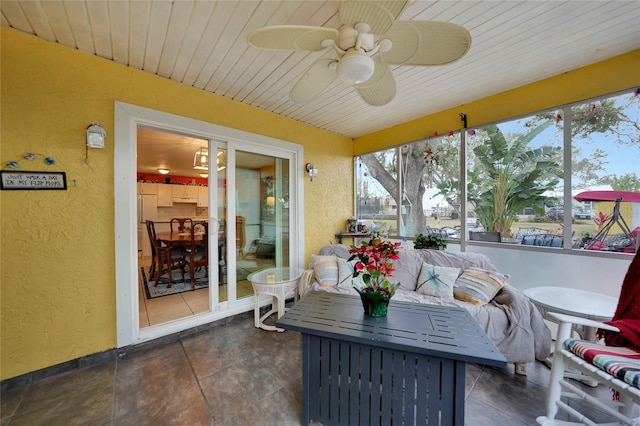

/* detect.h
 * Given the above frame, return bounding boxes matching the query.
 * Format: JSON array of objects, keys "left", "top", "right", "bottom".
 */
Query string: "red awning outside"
[{"left": 574, "top": 190, "right": 640, "bottom": 203}]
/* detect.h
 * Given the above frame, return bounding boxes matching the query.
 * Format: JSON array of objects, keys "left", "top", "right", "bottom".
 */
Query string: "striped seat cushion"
[{"left": 565, "top": 338, "right": 640, "bottom": 389}]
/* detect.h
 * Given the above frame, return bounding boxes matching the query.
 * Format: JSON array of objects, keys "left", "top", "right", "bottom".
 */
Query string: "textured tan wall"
[{"left": 0, "top": 27, "right": 352, "bottom": 380}]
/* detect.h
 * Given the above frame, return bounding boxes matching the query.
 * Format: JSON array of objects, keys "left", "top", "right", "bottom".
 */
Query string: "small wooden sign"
[{"left": 1, "top": 171, "right": 67, "bottom": 190}]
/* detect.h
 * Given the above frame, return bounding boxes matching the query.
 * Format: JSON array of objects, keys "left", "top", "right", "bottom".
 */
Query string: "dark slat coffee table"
[{"left": 277, "top": 291, "right": 507, "bottom": 426}]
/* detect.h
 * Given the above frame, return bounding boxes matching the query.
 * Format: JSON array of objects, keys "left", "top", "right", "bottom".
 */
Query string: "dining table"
[
  {"left": 156, "top": 230, "right": 226, "bottom": 282},
  {"left": 156, "top": 230, "right": 204, "bottom": 246}
]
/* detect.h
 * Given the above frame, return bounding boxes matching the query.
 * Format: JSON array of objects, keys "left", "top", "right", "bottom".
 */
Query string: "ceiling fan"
[{"left": 247, "top": 0, "right": 471, "bottom": 106}]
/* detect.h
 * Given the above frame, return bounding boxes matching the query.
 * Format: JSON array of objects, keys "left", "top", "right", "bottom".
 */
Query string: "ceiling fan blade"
[
  {"left": 290, "top": 58, "right": 338, "bottom": 103},
  {"left": 339, "top": 0, "right": 409, "bottom": 35},
  {"left": 247, "top": 26, "right": 338, "bottom": 51},
  {"left": 381, "top": 21, "right": 471, "bottom": 66},
  {"left": 354, "top": 56, "right": 396, "bottom": 106}
]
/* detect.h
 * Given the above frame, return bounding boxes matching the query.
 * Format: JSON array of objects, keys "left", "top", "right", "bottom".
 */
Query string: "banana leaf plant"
[{"left": 439, "top": 120, "right": 562, "bottom": 238}]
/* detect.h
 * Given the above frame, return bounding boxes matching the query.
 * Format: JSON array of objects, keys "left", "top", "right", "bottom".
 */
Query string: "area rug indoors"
[
  {"left": 141, "top": 267, "right": 209, "bottom": 299},
  {"left": 141, "top": 266, "right": 253, "bottom": 299}
]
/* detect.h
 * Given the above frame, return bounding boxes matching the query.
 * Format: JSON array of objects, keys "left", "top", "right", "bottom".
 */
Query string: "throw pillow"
[
  {"left": 454, "top": 267, "right": 508, "bottom": 305},
  {"left": 416, "top": 263, "right": 460, "bottom": 299},
  {"left": 311, "top": 255, "right": 339, "bottom": 286},
  {"left": 386, "top": 250, "right": 424, "bottom": 291},
  {"left": 337, "top": 258, "right": 365, "bottom": 289}
]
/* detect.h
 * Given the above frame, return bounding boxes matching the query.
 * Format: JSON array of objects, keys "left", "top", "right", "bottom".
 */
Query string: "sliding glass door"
[
  {"left": 115, "top": 101, "right": 303, "bottom": 346},
  {"left": 220, "top": 151, "right": 290, "bottom": 304}
]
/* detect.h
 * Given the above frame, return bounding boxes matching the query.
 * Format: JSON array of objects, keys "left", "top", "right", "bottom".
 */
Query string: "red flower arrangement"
[{"left": 348, "top": 236, "right": 402, "bottom": 296}]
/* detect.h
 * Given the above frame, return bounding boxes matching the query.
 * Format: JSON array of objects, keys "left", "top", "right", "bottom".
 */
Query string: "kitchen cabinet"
[
  {"left": 138, "top": 194, "right": 158, "bottom": 259},
  {"left": 197, "top": 186, "right": 208, "bottom": 207},
  {"left": 157, "top": 184, "right": 173, "bottom": 207},
  {"left": 172, "top": 185, "right": 199, "bottom": 202},
  {"left": 138, "top": 182, "right": 157, "bottom": 195},
  {"left": 155, "top": 222, "right": 170, "bottom": 233}
]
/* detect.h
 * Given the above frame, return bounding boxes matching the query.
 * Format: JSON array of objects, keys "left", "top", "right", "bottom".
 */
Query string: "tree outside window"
[{"left": 355, "top": 88, "right": 639, "bottom": 253}]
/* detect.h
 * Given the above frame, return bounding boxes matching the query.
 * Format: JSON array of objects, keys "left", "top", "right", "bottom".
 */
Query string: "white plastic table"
[
  {"left": 524, "top": 286, "right": 617, "bottom": 341},
  {"left": 524, "top": 286, "right": 618, "bottom": 386},
  {"left": 247, "top": 267, "right": 304, "bottom": 332}
]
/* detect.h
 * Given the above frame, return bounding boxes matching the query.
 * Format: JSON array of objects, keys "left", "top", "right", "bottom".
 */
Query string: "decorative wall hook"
[
  {"left": 459, "top": 113, "right": 468, "bottom": 129},
  {"left": 4, "top": 153, "right": 57, "bottom": 170}
]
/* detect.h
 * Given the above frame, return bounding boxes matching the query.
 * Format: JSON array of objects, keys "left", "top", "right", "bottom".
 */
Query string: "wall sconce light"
[
  {"left": 266, "top": 196, "right": 275, "bottom": 207},
  {"left": 86, "top": 123, "right": 107, "bottom": 149},
  {"left": 199, "top": 173, "right": 209, "bottom": 178},
  {"left": 306, "top": 163, "right": 318, "bottom": 181},
  {"left": 85, "top": 123, "right": 107, "bottom": 164},
  {"left": 157, "top": 168, "right": 170, "bottom": 175},
  {"left": 193, "top": 147, "right": 209, "bottom": 170}
]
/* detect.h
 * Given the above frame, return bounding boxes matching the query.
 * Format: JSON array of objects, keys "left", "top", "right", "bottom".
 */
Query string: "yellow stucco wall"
[
  {"left": 354, "top": 50, "right": 640, "bottom": 154},
  {"left": 0, "top": 28, "right": 352, "bottom": 380}
]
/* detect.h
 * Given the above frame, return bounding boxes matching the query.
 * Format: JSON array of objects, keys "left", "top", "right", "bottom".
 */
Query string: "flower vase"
[{"left": 357, "top": 290, "right": 391, "bottom": 317}]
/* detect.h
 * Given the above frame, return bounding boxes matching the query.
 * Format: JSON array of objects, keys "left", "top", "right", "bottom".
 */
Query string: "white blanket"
[{"left": 307, "top": 244, "right": 552, "bottom": 364}]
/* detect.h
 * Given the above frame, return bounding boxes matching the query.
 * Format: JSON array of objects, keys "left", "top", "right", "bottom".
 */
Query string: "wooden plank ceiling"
[{"left": 2, "top": 0, "right": 639, "bottom": 139}]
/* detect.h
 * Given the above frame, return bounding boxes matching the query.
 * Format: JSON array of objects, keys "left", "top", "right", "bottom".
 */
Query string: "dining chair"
[
  {"left": 185, "top": 222, "right": 208, "bottom": 290},
  {"left": 146, "top": 220, "right": 185, "bottom": 288},
  {"left": 170, "top": 217, "right": 193, "bottom": 233}
]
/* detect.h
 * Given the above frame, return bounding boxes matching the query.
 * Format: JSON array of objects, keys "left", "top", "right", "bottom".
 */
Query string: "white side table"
[
  {"left": 248, "top": 267, "right": 304, "bottom": 332},
  {"left": 524, "top": 286, "right": 617, "bottom": 341},
  {"left": 524, "top": 286, "right": 618, "bottom": 386}
]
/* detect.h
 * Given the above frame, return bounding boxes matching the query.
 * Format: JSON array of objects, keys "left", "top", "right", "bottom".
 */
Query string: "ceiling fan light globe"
[{"left": 337, "top": 51, "right": 375, "bottom": 84}]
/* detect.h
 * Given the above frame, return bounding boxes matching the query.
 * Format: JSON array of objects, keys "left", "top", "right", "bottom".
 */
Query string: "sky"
[{"left": 498, "top": 90, "right": 639, "bottom": 186}]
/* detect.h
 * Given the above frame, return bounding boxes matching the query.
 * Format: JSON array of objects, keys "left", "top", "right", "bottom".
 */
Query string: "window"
[
  {"left": 356, "top": 148, "right": 397, "bottom": 235},
  {"left": 569, "top": 91, "right": 640, "bottom": 253},
  {"left": 355, "top": 88, "right": 639, "bottom": 254},
  {"left": 356, "top": 134, "right": 462, "bottom": 240},
  {"left": 468, "top": 112, "right": 564, "bottom": 245}
]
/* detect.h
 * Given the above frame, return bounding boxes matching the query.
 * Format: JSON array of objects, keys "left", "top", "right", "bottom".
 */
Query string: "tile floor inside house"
[
  {"left": 1, "top": 308, "right": 623, "bottom": 426},
  {"left": 138, "top": 256, "right": 261, "bottom": 327}
]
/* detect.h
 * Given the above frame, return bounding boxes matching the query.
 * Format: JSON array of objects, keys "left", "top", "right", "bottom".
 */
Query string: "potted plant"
[
  {"left": 580, "top": 231, "right": 593, "bottom": 248},
  {"left": 413, "top": 233, "right": 447, "bottom": 250},
  {"left": 348, "top": 236, "right": 401, "bottom": 317}
]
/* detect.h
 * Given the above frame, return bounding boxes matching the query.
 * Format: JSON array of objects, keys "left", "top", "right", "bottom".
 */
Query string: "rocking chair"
[
  {"left": 537, "top": 250, "right": 640, "bottom": 425},
  {"left": 536, "top": 313, "right": 640, "bottom": 425}
]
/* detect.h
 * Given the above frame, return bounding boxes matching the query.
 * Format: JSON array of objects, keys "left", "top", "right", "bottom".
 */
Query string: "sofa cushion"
[
  {"left": 319, "top": 244, "right": 352, "bottom": 259},
  {"left": 454, "top": 267, "right": 508, "bottom": 305},
  {"left": 416, "top": 263, "right": 460, "bottom": 299},
  {"left": 337, "top": 258, "right": 365, "bottom": 289},
  {"left": 385, "top": 249, "right": 425, "bottom": 291},
  {"left": 416, "top": 249, "right": 499, "bottom": 272},
  {"left": 311, "top": 254, "right": 339, "bottom": 286}
]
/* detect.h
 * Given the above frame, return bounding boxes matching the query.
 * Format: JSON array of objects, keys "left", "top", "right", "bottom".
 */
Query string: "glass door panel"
[
  {"left": 136, "top": 127, "right": 212, "bottom": 328},
  {"left": 234, "top": 152, "right": 289, "bottom": 297}
]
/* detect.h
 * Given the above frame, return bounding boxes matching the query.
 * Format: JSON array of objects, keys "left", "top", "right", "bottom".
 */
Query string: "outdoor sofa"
[{"left": 299, "top": 244, "right": 552, "bottom": 375}]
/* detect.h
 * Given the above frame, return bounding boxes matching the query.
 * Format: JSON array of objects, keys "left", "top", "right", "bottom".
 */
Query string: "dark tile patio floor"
[{"left": 1, "top": 311, "right": 616, "bottom": 425}]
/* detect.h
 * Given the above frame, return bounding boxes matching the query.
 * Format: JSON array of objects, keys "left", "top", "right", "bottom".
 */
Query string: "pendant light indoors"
[
  {"left": 193, "top": 147, "right": 208, "bottom": 170},
  {"left": 216, "top": 150, "right": 227, "bottom": 171}
]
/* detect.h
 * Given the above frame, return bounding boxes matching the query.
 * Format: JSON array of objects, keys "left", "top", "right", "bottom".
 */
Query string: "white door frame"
[{"left": 114, "top": 101, "right": 304, "bottom": 347}]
